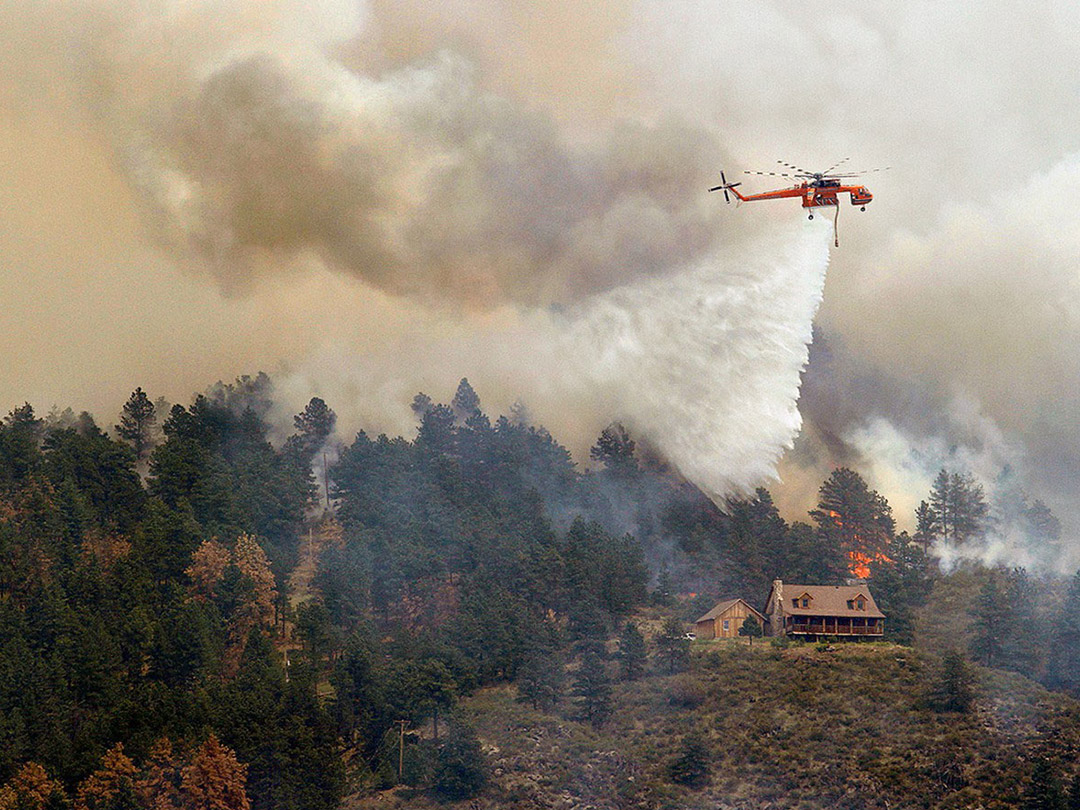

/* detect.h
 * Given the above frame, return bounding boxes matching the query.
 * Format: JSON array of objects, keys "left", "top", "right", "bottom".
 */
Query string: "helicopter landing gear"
[
  {"left": 808, "top": 213, "right": 814, "bottom": 220},
  {"left": 860, "top": 206, "right": 866, "bottom": 211}
]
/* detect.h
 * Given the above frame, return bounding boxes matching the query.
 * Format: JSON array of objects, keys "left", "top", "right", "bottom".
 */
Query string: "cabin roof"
[
  {"left": 695, "top": 598, "right": 766, "bottom": 624},
  {"left": 772, "top": 584, "right": 885, "bottom": 619}
]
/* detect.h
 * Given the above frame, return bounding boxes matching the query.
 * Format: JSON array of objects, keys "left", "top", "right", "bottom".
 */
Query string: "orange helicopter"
[{"left": 710, "top": 158, "right": 888, "bottom": 245}]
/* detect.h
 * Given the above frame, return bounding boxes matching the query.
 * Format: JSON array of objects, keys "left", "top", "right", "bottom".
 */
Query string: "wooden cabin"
[
  {"left": 694, "top": 598, "right": 767, "bottom": 640},
  {"left": 764, "top": 579, "right": 885, "bottom": 640}
]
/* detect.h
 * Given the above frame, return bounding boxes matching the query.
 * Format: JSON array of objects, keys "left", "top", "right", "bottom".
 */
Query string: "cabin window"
[
  {"left": 856, "top": 598, "right": 866, "bottom": 611},
  {"left": 801, "top": 598, "right": 809, "bottom": 608},
  {"left": 722, "top": 620, "right": 730, "bottom": 632}
]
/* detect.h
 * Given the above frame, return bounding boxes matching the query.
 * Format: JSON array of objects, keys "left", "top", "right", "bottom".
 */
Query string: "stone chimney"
[{"left": 768, "top": 579, "right": 784, "bottom": 636}]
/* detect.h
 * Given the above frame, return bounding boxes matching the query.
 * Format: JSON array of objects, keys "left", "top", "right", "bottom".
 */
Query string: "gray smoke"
[{"left": 4, "top": 0, "right": 1080, "bottom": 571}]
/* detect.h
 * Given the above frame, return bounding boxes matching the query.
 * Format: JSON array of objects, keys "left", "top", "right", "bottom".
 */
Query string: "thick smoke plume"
[
  {"left": 98, "top": 4, "right": 729, "bottom": 308},
  {"left": 8, "top": 0, "right": 820, "bottom": 496},
  {"left": 4, "top": 1, "right": 1080, "bottom": 570}
]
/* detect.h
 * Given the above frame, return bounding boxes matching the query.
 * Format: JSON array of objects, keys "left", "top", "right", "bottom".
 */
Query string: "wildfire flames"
[{"left": 825, "top": 510, "right": 890, "bottom": 579}]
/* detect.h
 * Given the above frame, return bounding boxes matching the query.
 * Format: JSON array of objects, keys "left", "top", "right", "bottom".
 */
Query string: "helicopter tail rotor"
[{"left": 708, "top": 170, "right": 742, "bottom": 203}]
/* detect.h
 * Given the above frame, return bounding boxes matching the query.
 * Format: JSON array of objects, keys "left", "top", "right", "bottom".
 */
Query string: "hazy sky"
[{"left": 3, "top": 1, "right": 1079, "bottom": 566}]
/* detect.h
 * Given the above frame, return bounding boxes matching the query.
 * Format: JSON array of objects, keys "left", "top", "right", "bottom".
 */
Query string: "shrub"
[{"left": 668, "top": 675, "right": 707, "bottom": 709}]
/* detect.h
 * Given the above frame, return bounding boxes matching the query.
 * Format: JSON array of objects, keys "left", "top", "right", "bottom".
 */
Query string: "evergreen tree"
[
  {"left": 179, "top": 734, "right": 251, "bottom": 810},
  {"left": 616, "top": 622, "right": 647, "bottom": 681},
  {"left": 1066, "top": 771, "right": 1080, "bottom": 810},
  {"left": 1046, "top": 570, "right": 1080, "bottom": 694},
  {"left": 116, "top": 388, "right": 156, "bottom": 461},
  {"left": 0, "top": 762, "right": 67, "bottom": 809},
  {"left": 1000, "top": 567, "right": 1041, "bottom": 677},
  {"left": 655, "top": 617, "right": 691, "bottom": 674},
  {"left": 74, "top": 744, "right": 138, "bottom": 810},
  {"left": 450, "top": 378, "right": 481, "bottom": 421},
  {"left": 667, "top": 729, "right": 710, "bottom": 787},
  {"left": 970, "top": 571, "right": 1011, "bottom": 667},
  {"left": 292, "top": 398, "right": 336, "bottom": 455},
  {"left": 869, "top": 534, "right": 933, "bottom": 645},
  {"left": 516, "top": 648, "right": 564, "bottom": 712},
  {"left": 928, "top": 469, "right": 989, "bottom": 545},
  {"left": 914, "top": 500, "right": 936, "bottom": 549},
  {"left": 651, "top": 566, "right": 677, "bottom": 607},
  {"left": 738, "top": 615, "right": 763, "bottom": 646},
  {"left": 410, "top": 393, "right": 433, "bottom": 419},
  {"left": 810, "top": 467, "right": 894, "bottom": 577},
  {"left": 589, "top": 423, "right": 638, "bottom": 478},
  {"left": 928, "top": 651, "right": 976, "bottom": 713},
  {"left": 433, "top": 720, "right": 486, "bottom": 801},
  {"left": 572, "top": 651, "right": 613, "bottom": 727},
  {"left": 1022, "top": 757, "right": 1066, "bottom": 810}
]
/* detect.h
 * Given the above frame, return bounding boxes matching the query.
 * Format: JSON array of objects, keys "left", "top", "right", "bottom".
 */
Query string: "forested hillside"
[{"left": 0, "top": 375, "right": 1077, "bottom": 809}]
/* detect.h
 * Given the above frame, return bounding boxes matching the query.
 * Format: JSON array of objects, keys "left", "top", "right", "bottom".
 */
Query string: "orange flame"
[{"left": 825, "top": 510, "right": 890, "bottom": 578}]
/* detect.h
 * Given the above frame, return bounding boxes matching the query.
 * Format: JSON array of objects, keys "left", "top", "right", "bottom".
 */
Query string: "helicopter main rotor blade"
[
  {"left": 745, "top": 171, "right": 797, "bottom": 177},
  {"left": 777, "top": 160, "right": 812, "bottom": 174},
  {"left": 822, "top": 157, "right": 851, "bottom": 174},
  {"left": 830, "top": 167, "right": 891, "bottom": 177}
]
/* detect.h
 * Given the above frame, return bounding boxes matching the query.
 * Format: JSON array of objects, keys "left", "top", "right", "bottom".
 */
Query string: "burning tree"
[{"left": 810, "top": 468, "right": 894, "bottom": 579}]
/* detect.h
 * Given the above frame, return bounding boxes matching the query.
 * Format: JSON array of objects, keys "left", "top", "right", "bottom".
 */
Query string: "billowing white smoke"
[
  {"left": 124, "top": 45, "right": 727, "bottom": 308},
  {"left": 2, "top": 0, "right": 835, "bottom": 503},
  {"left": 563, "top": 222, "right": 831, "bottom": 493},
  {"left": 57, "top": 0, "right": 828, "bottom": 494},
  {"left": 275, "top": 221, "right": 832, "bottom": 496}
]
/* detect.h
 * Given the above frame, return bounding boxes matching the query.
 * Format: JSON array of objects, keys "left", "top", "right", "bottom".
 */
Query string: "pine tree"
[
  {"left": 810, "top": 467, "right": 894, "bottom": 577},
  {"left": 116, "top": 388, "right": 156, "bottom": 461},
  {"left": 74, "top": 743, "right": 138, "bottom": 810},
  {"left": 1000, "top": 567, "right": 1041, "bottom": 677},
  {"left": 616, "top": 622, "right": 647, "bottom": 680},
  {"left": 179, "top": 734, "right": 251, "bottom": 810},
  {"left": 450, "top": 378, "right": 481, "bottom": 421},
  {"left": 517, "top": 648, "right": 564, "bottom": 711},
  {"left": 668, "top": 729, "right": 710, "bottom": 787},
  {"left": 233, "top": 534, "right": 277, "bottom": 628},
  {"left": 410, "top": 392, "right": 433, "bottom": 419},
  {"left": 136, "top": 738, "right": 183, "bottom": 810},
  {"left": 970, "top": 571, "right": 1011, "bottom": 667},
  {"left": 928, "top": 650, "right": 976, "bottom": 713},
  {"left": 572, "top": 650, "right": 613, "bottom": 727},
  {"left": 1066, "top": 771, "right": 1080, "bottom": 810},
  {"left": 738, "top": 615, "right": 763, "bottom": 646},
  {"left": 1022, "top": 757, "right": 1066, "bottom": 810},
  {"left": 914, "top": 500, "right": 936, "bottom": 549},
  {"left": 433, "top": 720, "right": 487, "bottom": 801},
  {"left": 929, "top": 469, "right": 989, "bottom": 545},
  {"left": 186, "top": 539, "right": 230, "bottom": 601},
  {"left": 291, "top": 398, "right": 336, "bottom": 461},
  {"left": 589, "top": 423, "right": 638, "bottom": 477},
  {"left": 655, "top": 617, "right": 691, "bottom": 674},
  {"left": 651, "top": 566, "right": 677, "bottom": 607},
  {"left": 869, "top": 534, "right": 933, "bottom": 645},
  {"left": 0, "top": 762, "right": 66, "bottom": 810},
  {"left": 1046, "top": 570, "right": 1080, "bottom": 693}
]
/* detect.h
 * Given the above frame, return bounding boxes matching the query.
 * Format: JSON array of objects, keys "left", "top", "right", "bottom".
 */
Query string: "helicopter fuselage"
[{"left": 727, "top": 181, "right": 873, "bottom": 209}]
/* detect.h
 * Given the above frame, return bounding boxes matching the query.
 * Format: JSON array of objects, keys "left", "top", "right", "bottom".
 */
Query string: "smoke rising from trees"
[{"left": 3, "top": 1, "right": 1079, "bottom": 568}]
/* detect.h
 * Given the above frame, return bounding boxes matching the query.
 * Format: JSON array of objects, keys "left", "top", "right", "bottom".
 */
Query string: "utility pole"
[{"left": 397, "top": 719, "right": 408, "bottom": 781}]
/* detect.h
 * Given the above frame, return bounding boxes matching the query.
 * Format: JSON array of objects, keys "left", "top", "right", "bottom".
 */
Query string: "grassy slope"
[{"left": 351, "top": 640, "right": 1080, "bottom": 810}]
